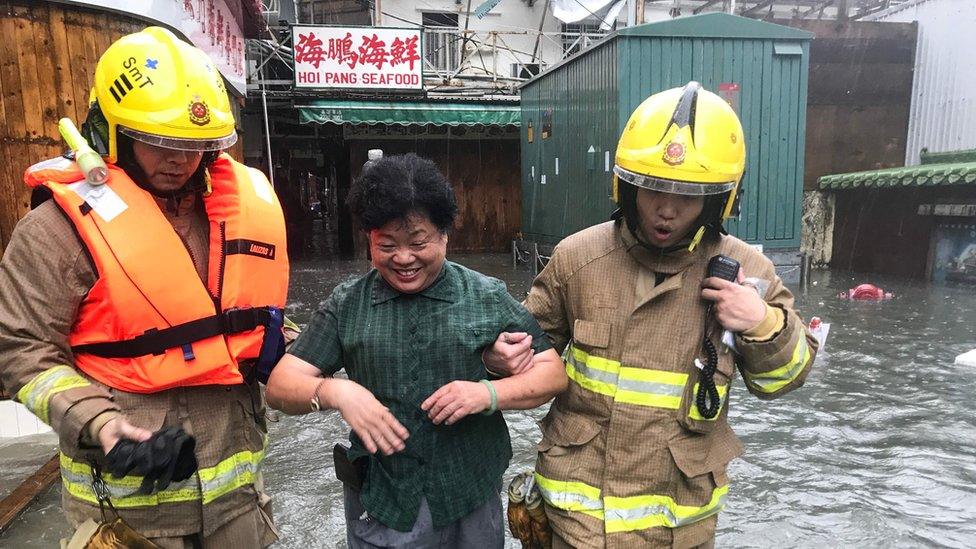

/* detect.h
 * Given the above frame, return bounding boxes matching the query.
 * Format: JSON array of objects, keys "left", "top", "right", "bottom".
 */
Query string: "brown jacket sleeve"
[
  {"left": 0, "top": 201, "right": 120, "bottom": 448},
  {"left": 523, "top": 244, "right": 573, "bottom": 354},
  {"left": 734, "top": 268, "right": 818, "bottom": 400}
]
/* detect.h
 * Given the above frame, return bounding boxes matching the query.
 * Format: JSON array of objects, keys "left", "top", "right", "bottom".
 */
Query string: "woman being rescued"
[{"left": 265, "top": 153, "right": 567, "bottom": 548}]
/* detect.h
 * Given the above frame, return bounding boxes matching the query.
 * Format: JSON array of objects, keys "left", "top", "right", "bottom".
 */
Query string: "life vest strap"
[{"left": 72, "top": 307, "right": 279, "bottom": 359}]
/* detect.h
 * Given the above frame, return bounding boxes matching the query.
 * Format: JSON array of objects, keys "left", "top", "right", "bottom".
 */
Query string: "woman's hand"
[
  {"left": 332, "top": 379, "right": 409, "bottom": 456},
  {"left": 421, "top": 381, "right": 492, "bottom": 425}
]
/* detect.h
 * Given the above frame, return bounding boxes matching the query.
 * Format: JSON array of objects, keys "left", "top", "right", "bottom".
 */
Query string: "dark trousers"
[{"left": 343, "top": 486, "right": 504, "bottom": 549}]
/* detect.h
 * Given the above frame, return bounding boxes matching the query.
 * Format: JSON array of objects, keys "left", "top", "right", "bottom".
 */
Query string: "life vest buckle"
[{"left": 220, "top": 307, "right": 263, "bottom": 335}]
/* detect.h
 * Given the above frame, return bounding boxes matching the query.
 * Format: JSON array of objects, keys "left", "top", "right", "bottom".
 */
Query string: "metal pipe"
[
  {"left": 492, "top": 33, "right": 497, "bottom": 86},
  {"left": 512, "top": 240, "right": 517, "bottom": 268},
  {"left": 531, "top": 0, "right": 552, "bottom": 63},
  {"left": 800, "top": 252, "right": 811, "bottom": 292},
  {"left": 533, "top": 242, "right": 539, "bottom": 276},
  {"left": 260, "top": 52, "right": 275, "bottom": 188}
]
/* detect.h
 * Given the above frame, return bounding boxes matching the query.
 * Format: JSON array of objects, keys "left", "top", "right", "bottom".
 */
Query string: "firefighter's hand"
[
  {"left": 701, "top": 271, "right": 767, "bottom": 333},
  {"left": 333, "top": 379, "right": 409, "bottom": 456},
  {"left": 483, "top": 332, "right": 534, "bottom": 377},
  {"left": 97, "top": 417, "right": 152, "bottom": 456},
  {"left": 422, "top": 381, "right": 492, "bottom": 425}
]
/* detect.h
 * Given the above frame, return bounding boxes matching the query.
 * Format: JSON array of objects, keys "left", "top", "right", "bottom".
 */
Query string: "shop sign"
[
  {"left": 65, "top": 0, "right": 246, "bottom": 95},
  {"left": 292, "top": 26, "right": 423, "bottom": 90}
]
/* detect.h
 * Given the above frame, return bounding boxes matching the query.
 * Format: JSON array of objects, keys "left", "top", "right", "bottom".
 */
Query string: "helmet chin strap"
[
  {"left": 614, "top": 206, "right": 717, "bottom": 256},
  {"left": 614, "top": 209, "right": 701, "bottom": 256}
]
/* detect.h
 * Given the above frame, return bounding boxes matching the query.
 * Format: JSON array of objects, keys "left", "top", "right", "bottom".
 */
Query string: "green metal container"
[{"left": 520, "top": 13, "right": 812, "bottom": 249}]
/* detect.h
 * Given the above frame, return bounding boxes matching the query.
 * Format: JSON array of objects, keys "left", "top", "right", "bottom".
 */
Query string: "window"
[
  {"left": 561, "top": 23, "right": 606, "bottom": 56},
  {"left": 422, "top": 12, "right": 460, "bottom": 74}
]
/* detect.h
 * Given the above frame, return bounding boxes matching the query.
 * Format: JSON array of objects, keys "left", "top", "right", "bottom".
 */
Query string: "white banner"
[
  {"left": 54, "top": 0, "right": 246, "bottom": 95},
  {"left": 292, "top": 26, "right": 423, "bottom": 90}
]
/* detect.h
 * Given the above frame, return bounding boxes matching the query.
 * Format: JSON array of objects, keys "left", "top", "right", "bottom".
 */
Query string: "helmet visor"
[
  {"left": 614, "top": 166, "right": 736, "bottom": 196},
  {"left": 119, "top": 126, "right": 237, "bottom": 152}
]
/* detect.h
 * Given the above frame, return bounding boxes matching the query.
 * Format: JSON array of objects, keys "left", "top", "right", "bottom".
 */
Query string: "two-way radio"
[{"left": 695, "top": 255, "right": 740, "bottom": 420}]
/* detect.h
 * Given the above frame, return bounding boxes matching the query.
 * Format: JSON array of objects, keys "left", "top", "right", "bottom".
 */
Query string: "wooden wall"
[
  {"left": 831, "top": 186, "right": 976, "bottom": 279},
  {"left": 0, "top": 1, "right": 245, "bottom": 253},
  {"left": 0, "top": 2, "right": 146, "bottom": 250},
  {"left": 778, "top": 20, "right": 917, "bottom": 191},
  {"left": 348, "top": 139, "right": 522, "bottom": 253}
]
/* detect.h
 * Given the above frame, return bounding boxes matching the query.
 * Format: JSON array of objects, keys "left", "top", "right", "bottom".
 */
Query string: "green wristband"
[{"left": 479, "top": 379, "right": 498, "bottom": 415}]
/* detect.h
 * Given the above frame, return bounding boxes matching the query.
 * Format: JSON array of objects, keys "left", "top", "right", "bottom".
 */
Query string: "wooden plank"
[
  {"left": 0, "top": 10, "right": 27, "bottom": 251},
  {"left": 64, "top": 11, "right": 96, "bottom": 121},
  {"left": 90, "top": 11, "right": 114, "bottom": 64},
  {"left": 0, "top": 454, "right": 60, "bottom": 535},
  {"left": 30, "top": 2, "right": 59, "bottom": 140},
  {"left": 46, "top": 2, "right": 80, "bottom": 127},
  {"left": 25, "top": 3, "right": 60, "bottom": 225},
  {"left": 13, "top": 4, "right": 43, "bottom": 167},
  {"left": 0, "top": 6, "right": 10, "bottom": 250}
]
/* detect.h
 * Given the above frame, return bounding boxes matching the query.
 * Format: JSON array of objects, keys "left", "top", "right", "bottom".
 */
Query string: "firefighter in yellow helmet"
[
  {"left": 486, "top": 82, "right": 818, "bottom": 547},
  {"left": 0, "top": 27, "right": 289, "bottom": 546}
]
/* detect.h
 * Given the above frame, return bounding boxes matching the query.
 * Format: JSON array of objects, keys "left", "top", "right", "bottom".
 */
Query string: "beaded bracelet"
[{"left": 479, "top": 379, "right": 498, "bottom": 415}]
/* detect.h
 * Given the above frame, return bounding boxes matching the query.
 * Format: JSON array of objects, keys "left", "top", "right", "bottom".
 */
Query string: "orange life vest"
[{"left": 24, "top": 153, "right": 289, "bottom": 393}]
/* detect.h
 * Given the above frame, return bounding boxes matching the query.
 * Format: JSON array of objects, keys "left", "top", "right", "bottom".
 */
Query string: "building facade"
[{"left": 867, "top": 0, "right": 976, "bottom": 165}]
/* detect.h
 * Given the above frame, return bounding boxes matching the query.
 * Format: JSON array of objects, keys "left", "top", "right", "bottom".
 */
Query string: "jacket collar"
[
  {"left": 617, "top": 220, "right": 704, "bottom": 275},
  {"left": 371, "top": 261, "right": 457, "bottom": 305}
]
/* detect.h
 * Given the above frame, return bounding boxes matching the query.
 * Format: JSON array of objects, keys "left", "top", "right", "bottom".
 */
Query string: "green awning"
[
  {"left": 819, "top": 161, "right": 976, "bottom": 190},
  {"left": 298, "top": 100, "right": 520, "bottom": 127}
]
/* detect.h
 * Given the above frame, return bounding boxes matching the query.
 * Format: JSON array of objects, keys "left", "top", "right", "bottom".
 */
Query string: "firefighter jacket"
[
  {"left": 0, "top": 154, "right": 287, "bottom": 538},
  {"left": 526, "top": 220, "right": 817, "bottom": 548}
]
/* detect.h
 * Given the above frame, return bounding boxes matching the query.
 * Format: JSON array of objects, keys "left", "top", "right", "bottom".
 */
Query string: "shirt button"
[{"left": 409, "top": 325, "right": 417, "bottom": 334}]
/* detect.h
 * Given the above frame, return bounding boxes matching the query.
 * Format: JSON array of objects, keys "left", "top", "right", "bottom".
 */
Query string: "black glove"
[{"left": 104, "top": 427, "right": 198, "bottom": 495}]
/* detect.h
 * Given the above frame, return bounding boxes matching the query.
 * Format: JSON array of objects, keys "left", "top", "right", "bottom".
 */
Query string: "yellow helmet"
[
  {"left": 85, "top": 26, "right": 237, "bottom": 163},
  {"left": 613, "top": 82, "right": 745, "bottom": 224}
]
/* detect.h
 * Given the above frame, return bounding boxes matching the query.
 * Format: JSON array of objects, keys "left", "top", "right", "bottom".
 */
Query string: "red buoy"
[{"left": 839, "top": 284, "right": 893, "bottom": 300}]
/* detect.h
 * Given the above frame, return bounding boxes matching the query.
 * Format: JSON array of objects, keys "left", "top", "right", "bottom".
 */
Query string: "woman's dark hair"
[{"left": 346, "top": 153, "right": 458, "bottom": 232}]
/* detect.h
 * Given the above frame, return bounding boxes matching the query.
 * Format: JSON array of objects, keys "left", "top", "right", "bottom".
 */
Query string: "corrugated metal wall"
[
  {"left": 520, "top": 41, "right": 619, "bottom": 244},
  {"left": 869, "top": 0, "right": 976, "bottom": 165},
  {"left": 520, "top": 15, "right": 810, "bottom": 249}
]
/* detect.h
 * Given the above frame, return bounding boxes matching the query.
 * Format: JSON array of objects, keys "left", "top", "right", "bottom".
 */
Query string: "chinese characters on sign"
[
  {"left": 65, "top": 0, "right": 246, "bottom": 95},
  {"left": 292, "top": 27, "right": 423, "bottom": 90},
  {"left": 180, "top": 0, "right": 245, "bottom": 82}
]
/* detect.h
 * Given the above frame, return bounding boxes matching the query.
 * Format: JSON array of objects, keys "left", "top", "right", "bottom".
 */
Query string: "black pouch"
[{"left": 334, "top": 443, "right": 367, "bottom": 492}]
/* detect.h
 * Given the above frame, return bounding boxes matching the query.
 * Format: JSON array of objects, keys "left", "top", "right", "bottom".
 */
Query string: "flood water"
[{"left": 2, "top": 253, "right": 975, "bottom": 548}]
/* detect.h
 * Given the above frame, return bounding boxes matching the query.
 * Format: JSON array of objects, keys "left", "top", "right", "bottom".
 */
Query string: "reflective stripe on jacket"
[
  {"left": 59, "top": 442, "right": 266, "bottom": 507},
  {"left": 525, "top": 221, "right": 817, "bottom": 548},
  {"left": 23, "top": 153, "right": 288, "bottom": 393}
]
